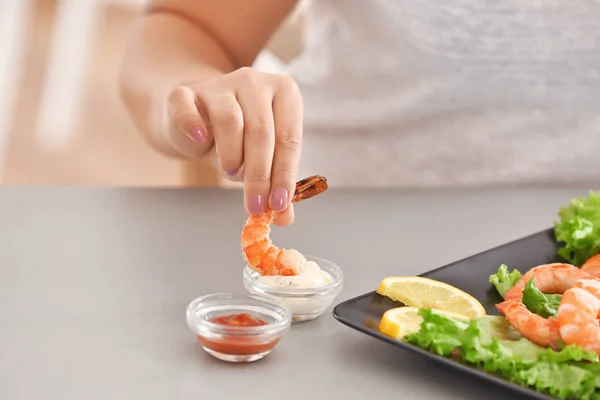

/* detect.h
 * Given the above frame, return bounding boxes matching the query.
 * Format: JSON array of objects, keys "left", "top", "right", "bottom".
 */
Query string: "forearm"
[{"left": 119, "top": 10, "right": 237, "bottom": 157}]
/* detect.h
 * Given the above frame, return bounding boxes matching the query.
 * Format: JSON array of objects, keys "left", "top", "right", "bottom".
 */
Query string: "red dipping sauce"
[
  {"left": 197, "top": 313, "right": 280, "bottom": 356},
  {"left": 209, "top": 313, "right": 268, "bottom": 327}
]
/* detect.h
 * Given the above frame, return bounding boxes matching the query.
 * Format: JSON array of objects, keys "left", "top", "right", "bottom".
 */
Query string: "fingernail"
[
  {"left": 271, "top": 188, "right": 288, "bottom": 212},
  {"left": 248, "top": 195, "right": 265, "bottom": 214},
  {"left": 226, "top": 169, "right": 238, "bottom": 177},
  {"left": 189, "top": 126, "right": 207, "bottom": 144}
]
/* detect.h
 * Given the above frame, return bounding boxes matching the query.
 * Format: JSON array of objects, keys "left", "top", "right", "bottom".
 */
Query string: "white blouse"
[{"left": 279, "top": 0, "right": 600, "bottom": 187}]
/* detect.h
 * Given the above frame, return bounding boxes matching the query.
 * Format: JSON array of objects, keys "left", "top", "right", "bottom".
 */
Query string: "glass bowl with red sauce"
[{"left": 186, "top": 293, "right": 292, "bottom": 363}]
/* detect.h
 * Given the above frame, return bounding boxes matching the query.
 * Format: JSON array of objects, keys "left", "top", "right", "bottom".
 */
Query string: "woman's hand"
[{"left": 166, "top": 67, "right": 303, "bottom": 226}]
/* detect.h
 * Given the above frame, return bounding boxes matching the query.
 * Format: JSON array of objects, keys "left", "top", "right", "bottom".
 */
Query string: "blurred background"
[{"left": 0, "top": 0, "right": 304, "bottom": 186}]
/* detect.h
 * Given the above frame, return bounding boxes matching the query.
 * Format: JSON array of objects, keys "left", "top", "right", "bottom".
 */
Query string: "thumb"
[{"left": 273, "top": 204, "right": 295, "bottom": 227}]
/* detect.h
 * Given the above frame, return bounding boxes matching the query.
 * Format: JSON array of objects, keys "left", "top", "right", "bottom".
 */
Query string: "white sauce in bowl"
[{"left": 257, "top": 261, "right": 333, "bottom": 289}]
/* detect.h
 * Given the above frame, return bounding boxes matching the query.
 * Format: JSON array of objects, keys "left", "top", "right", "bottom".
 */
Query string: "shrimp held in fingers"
[
  {"left": 241, "top": 175, "right": 328, "bottom": 276},
  {"left": 581, "top": 254, "right": 600, "bottom": 278},
  {"left": 503, "top": 263, "right": 598, "bottom": 301},
  {"left": 556, "top": 279, "right": 600, "bottom": 356},
  {"left": 496, "top": 300, "right": 562, "bottom": 350}
]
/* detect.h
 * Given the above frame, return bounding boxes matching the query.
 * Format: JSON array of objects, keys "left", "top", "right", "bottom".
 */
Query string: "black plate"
[{"left": 332, "top": 228, "right": 561, "bottom": 400}]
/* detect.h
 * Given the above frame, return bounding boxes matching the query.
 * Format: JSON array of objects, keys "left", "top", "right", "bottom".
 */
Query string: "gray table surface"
[{"left": 0, "top": 186, "right": 594, "bottom": 400}]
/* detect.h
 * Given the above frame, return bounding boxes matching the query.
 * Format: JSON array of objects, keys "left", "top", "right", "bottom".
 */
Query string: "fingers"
[
  {"left": 237, "top": 89, "right": 276, "bottom": 215},
  {"left": 167, "top": 69, "right": 303, "bottom": 217},
  {"left": 166, "top": 86, "right": 212, "bottom": 158},
  {"left": 269, "top": 77, "right": 303, "bottom": 213},
  {"left": 199, "top": 92, "right": 244, "bottom": 178}
]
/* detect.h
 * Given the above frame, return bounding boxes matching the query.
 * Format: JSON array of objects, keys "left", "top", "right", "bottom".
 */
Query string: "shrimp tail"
[{"left": 292, "top": 175, "right": 328, "bottom": 202}]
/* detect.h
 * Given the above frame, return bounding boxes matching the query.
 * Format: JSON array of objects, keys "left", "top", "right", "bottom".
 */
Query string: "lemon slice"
[
  {"left": 376, "top": 276, "right": 486, "bottom": 318},
  {"left": 379, "top": 306, "right": 470, "bottom": 340}
]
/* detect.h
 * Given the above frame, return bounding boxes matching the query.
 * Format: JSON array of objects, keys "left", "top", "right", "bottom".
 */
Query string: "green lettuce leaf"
[
  {"left": 489, "top": 264, "right": 522, "bottom": 297},
  {"left": 404, "top": 309, "right": 469, "bottom": 356},
  {"left": 521, "top": 278, "right": 562, "bottom": 318},
  {"left": 459, "top": 319, "right": 527, "bottom": 375},
  {"left": 554, "top": 191, "right": 600, "bottom": 267},
  {"left": 474, "top": 315, "right": 522, "bottom": 342},
  {"left": 405, "top": 309, "right": 600, "bottom": 399},
  {"left": 512, "top": 361, "right": 597, "bottom": 400},
  {"left": 574, "top": 362, "right": 600, "bottom": 396}
]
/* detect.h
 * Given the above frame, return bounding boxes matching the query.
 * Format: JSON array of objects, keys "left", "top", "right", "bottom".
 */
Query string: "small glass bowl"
[
  {"left": 243, "top": 255, "right": 344, "bottom": 322},
  {"left": 186, "top": 293, "right": 292, "bottom": 363}
]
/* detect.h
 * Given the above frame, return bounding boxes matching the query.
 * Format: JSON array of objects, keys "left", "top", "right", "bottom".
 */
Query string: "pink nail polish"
[
  {"left": 271, "top": 188, "right": 288, "bottom": 212},
  {"left": 189, "top": 126, "right": 207, "bottom": 144},
  {"left": 248, "top": 195, "right": 265, "bottom": 214}
]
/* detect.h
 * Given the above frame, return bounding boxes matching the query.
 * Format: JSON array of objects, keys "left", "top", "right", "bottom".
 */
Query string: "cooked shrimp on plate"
[
  {"left": 582, "top": 253, "right": 600, "bottom": 278},
  {"left": 503, "top": 263, "right": 597, "bottom": 302},
  {"left": 556, "top": 279, "right": 600, "bottom": 356},
  {"left": 496, "top": 300, "right": 561, "bottom": 349},
  {"left": 497, "top": 263, "right": 600, "bottom": 349}
]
